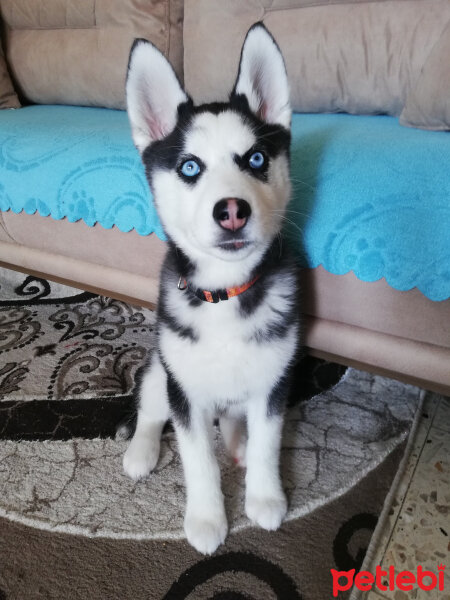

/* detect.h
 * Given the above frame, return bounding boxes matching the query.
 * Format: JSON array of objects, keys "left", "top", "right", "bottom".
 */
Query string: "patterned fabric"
[
  {"left": 0, "top": 266, "right": 344, "bottom": 439},
  {"left": 1, "top": 107, "right": 449, "bottom": 300},
  {"left": 289, "top": 114, "right": 450, "bottom": 301},
  {"left": 0, "top": 267, "right": 425, "bottom": 599},
  {"left": 0, "top": 105, "right": 164, "bottom": 237}
]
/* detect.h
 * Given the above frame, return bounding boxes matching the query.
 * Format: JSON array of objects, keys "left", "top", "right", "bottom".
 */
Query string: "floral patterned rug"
[
  {"left": 0, "top": 267, "right": 345, "bottom": 440},
  {"left": 0, "top": 266, "right": 425, "bottom": 600}
]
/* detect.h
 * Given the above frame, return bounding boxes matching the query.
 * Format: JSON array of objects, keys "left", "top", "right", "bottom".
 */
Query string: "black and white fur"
[{"left": 122, "top": 23, "right": 300, "bottom": 555}]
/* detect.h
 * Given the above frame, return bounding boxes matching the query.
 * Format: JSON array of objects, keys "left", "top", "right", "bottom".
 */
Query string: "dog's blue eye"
[
  {"left": 180, "top": 160, "right": 201, "bottom": 177},
  {"left": 249, "top": 151, "right": 265, "bottom": 169}
]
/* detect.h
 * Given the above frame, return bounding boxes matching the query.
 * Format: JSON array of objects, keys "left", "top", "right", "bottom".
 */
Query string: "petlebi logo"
[{"left": 331, "top": 564, "right": 446, "bottom": 596}]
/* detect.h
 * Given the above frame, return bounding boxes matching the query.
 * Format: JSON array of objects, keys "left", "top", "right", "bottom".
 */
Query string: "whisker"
[
  {"left": 272, "top": 208, "right": 312, "bottom": 219},
  {"left": 274, "top": 214, "right": 305, "bottom": 236},
  {"left": 289, "top": 178, "right": 316, "bottom": 191}
]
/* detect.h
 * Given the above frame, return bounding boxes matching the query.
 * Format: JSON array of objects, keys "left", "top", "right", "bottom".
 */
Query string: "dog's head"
[{"left": 126, "top": 24, "right": 291, "bottom": 276}]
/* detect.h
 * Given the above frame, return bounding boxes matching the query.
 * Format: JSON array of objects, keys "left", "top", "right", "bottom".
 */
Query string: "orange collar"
[{"left": 178, "top": 274, "right": 260, "bottom": 303}]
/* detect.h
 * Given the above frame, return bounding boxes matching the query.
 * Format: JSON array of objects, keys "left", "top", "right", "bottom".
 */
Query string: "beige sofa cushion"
[
  {"left": 0, "top": 0, "right": 183, "bottom": 109},
  {"left": 0, "top": 27, "right": 20, "bottom": 109},
  {"left": 400, "top": 20, "right": 450, "bottom": 131},
  {"left": 2, "top": 210, "right": 449, "bottom": 353},
  {"left": 1, "top": 213, "right": 449, "bottom": 394},
  {"left": 184, "top": 0, "right": 450, "bottom": 119}
]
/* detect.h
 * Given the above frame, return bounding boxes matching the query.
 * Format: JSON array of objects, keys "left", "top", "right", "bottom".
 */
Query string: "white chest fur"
[{"left": 159, "top": 282, "right": 298, "bottom": 412}]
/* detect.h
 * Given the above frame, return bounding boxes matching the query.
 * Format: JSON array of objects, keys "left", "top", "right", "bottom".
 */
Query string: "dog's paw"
[
  {"left": 220, "top": 417, "right": 247, "bottom": 468},
  {"left": 245, "top": 494, "right": 287, "bottom": 531},
  {"left": 123, "top": 437, "right": 159, "bottom": 481},
  {"left": 184, "top": 512, "right": 228, "bottom": 555},
  {"left": 232, "top": 440, "right": 247, "bottom": 468}
]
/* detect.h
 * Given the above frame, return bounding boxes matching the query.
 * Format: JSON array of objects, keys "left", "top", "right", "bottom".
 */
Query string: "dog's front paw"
[
  {"left": 184, "top": 512, "right": 228, "bottom": 555},
  {"left": 123, "top": 437, "right": 159, "bottom": 481},
  {"left": 245, "top": 494, "right": 287, "bottom": 531}
]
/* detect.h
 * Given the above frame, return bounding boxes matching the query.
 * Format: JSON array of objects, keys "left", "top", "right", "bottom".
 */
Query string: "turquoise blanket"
[
  {"left": 1, "top": 105, "right": 449, "bottom": 301},
  {"left": 0, "top": 105, "right": 165, "bottom": 239}
]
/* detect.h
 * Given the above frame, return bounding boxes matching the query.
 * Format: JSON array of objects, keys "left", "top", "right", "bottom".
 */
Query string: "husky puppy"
[{"left": 123, "top": 23, "right": 299, "bottom": 555}]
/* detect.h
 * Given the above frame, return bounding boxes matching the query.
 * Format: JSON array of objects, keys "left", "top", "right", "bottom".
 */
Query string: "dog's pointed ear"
[
  {"left": 126, "top": 39, "right": 189, "bottom": 153},
  {"left": 232, "top": 23, "right": 291, "bottom": 129}
]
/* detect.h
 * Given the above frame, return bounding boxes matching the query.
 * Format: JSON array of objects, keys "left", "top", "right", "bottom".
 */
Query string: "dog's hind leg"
[
  {"left": 219, "top": 416, "right": 247, "bottom": 467},
  {"left": 123, "top": 352, "right": 169, "bottom": 480}
]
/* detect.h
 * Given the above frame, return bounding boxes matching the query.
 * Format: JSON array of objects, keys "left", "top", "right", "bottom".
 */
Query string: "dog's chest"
[{"left": 159, "top": 288, "right": 296, "bottom": 407}]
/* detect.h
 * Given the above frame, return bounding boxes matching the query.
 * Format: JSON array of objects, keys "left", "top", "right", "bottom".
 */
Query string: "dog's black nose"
[{"left": 213, "top": 198, "right": 251, "bottom": 231}]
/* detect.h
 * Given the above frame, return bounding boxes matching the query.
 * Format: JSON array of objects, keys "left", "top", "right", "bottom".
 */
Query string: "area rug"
[{"left": 0, "top": 267, "right": 424, "bottom": 600}]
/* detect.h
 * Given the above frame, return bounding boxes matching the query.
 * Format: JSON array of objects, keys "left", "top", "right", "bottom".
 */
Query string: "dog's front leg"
[
  {"left": 123, "top": 352, "right": 169, "bottom": 480},
  {"left": 245, "top": 400, "right": 287, "bottom": 530},
  {"left": 175, "top": 407, "right": 227, "bottom": 554}
]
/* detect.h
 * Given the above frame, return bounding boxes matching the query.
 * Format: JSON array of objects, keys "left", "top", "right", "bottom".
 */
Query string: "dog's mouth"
[{"left": 217, "top": 240, "right": 251, "bottom": 252}]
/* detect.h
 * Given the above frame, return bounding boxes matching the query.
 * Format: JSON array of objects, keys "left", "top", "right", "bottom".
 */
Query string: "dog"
[{"left": 122, "top": 22, "right": 300, "bottom": 555}]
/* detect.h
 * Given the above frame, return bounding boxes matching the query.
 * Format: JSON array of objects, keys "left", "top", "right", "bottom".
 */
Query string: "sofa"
[{"left": 0, "top": 0, "right": 449, "bottom": 395}]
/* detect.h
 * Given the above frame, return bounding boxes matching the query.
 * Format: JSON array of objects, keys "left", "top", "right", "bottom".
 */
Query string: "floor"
[{"left": 361, "top": 392, "right": 450, "bottom": 600}]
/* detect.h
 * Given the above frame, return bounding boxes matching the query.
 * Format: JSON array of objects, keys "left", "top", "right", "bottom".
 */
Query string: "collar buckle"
[{"left": 177, "top": 276, "right": 187, "bottom": 291}]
